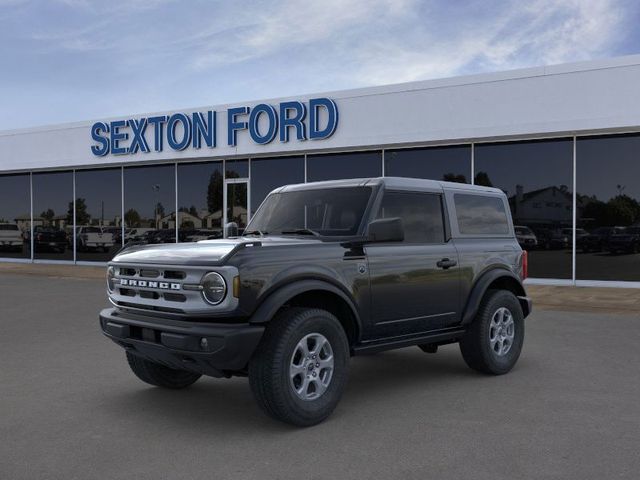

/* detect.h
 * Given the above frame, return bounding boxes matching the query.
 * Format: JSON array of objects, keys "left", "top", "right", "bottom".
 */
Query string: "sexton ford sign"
[{"left": 90, "top": 97, "right": 338, "bottom": 156}]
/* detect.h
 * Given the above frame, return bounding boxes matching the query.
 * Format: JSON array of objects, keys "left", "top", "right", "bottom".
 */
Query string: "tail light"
[
  {"left": 37, "top": 234, "right": 43, "bottom": 242},
  {"left": 521, "top": 250, "right": 528, "bottom": 280}
]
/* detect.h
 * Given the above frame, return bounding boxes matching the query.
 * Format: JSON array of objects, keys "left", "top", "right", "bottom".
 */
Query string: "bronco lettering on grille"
[{"left": 119, "top": 279, "right": 181, "bottom": 290}]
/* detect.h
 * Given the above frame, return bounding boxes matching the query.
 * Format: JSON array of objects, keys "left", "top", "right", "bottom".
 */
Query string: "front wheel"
[
  {"left": 248, "top": 307, "right": 350, "bottom": 427},
  {"left": 459, "top": 290, "right": 525, "bottom": 375},
  {"left": 126, "top": 352, "right": 201, "bottom": 389}
]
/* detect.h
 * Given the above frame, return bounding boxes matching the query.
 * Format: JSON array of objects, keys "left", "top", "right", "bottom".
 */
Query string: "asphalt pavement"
[{"left": 1, "top": 273, "right": 639, "bottom": 480}]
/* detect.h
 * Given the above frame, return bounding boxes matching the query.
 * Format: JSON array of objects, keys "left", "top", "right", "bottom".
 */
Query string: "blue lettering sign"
[
  {"left": 249, "top": 104, "right": 278, "bottom": 145},
  {"left": 90, "top": 98, "right": 337, "bottom": 156}
]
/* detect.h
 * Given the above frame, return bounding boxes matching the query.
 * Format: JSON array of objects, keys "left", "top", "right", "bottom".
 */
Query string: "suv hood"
[{"left": 112, "top": 236, "right": 324, "bottom": 266}]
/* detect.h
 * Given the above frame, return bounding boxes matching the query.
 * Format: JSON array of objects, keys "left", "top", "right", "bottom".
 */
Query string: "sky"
[{"left": 0, "top": 0, "right": 639, "bottom": 131}]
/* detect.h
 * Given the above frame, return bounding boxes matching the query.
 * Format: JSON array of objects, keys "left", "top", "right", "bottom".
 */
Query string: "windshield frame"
[{"left": 246, "top": 184, "right": 381, "bottom": 240}]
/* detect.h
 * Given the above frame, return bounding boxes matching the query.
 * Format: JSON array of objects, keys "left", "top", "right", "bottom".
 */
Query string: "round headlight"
[
  {"left": 107, "top": 266, "right": 116, "bottom": 292},
  {"left": 201, "top": 272, "right": 227, "bottom": 305}
]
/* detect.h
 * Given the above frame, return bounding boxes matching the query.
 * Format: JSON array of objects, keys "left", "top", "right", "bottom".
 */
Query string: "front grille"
[{"left": 109, "top": 263, "right": 238, "bottom": 316}]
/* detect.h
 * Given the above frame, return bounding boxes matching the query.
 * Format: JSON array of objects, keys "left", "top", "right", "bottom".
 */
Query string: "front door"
[
  {"left": 364, "top": 190, "right": 461, "bottom": 339},
  {"left": 224, "top": 180, "right": 249, "bottom": 237}
]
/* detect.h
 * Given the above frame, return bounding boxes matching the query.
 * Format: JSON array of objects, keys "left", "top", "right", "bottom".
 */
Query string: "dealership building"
[{"left": 1, "top": 55, "right": 640, "bottom": 287}]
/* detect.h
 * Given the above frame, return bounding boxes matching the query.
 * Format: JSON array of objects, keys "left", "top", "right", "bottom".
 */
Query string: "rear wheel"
[
  {"left": 126, "top": 352, "right": 201, "bottom": 389},
  {"left": 459, "top": 290, "right": 524, "bottom": 375},
  {"left": 249, "top": 307, "right": 350, "bottom": 427}
]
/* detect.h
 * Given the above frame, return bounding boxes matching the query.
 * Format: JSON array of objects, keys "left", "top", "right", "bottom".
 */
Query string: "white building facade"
[{"left": 2, "top": 55, "right": 640, "bottom": 287}]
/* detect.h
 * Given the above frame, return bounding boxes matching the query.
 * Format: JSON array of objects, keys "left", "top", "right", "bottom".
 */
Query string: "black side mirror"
[{"left": 367, "top": 217, "right": 404, "bottom": 243}]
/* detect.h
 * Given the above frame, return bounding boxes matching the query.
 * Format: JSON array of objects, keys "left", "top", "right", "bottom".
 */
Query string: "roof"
[{"left": 277, "top": 177, "right": 504, "bottom": 195}]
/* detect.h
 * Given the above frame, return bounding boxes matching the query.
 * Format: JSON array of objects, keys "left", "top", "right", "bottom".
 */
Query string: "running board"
[{"left": 352, "top": 328, "right": 467, "bottom": 355}]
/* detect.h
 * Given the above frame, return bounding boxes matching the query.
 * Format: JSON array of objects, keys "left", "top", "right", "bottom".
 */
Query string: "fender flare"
[
  {"left": 461, "top": 268, "right": 529, "bottom": 325},
  {"left": 249, "top": 278, "right": 362, "bottom": 331}
]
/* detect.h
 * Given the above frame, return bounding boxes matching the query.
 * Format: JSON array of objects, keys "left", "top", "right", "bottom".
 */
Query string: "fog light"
[{"left": 200, "top": 337, "right": 209, "bottom": 350}]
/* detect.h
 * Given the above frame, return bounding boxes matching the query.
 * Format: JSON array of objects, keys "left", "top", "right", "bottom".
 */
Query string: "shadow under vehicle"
[
  {"left": 514, "top": 225, "right": 538, "bottom": 250},
  {"left": 578, "top": 226, "right": 625, "bottom": 253},
  {"left": 608, "top": 226, "right": 640, "bottom": 254},
  {"left": 0, "top": 223, "right": 24, "bottom": 252},
  {"left": 31, "top": 225, "right": 67, "bottom": 252},
  {"left": 100, "top": 177, "right": 531, "bottom": 427}
]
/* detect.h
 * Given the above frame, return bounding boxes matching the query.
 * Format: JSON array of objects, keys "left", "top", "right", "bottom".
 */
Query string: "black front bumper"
[{"left": 99, "top": 308, "right": 264, "bottom": 377}]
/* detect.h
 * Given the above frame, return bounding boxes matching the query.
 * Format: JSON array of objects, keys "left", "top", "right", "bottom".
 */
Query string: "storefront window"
[
  {"left": 226, "top": 159, "right": 248, "bottom": 179},
  {"left": 32, "top": 171, "right": 74, "bottom": 260},
  {"left": 250, "top": 156, "right": 305, "bottom": 214},
  {"left": 0, "top": 174, "right": 31, "bottom": 259},
  {"left": 123, "top": 165, "right": 175, "bottom": 246},
  {"left": 385, "top": 145, "right": 471, "bottom": 183},
  {"left": 177, "top": 161, "right": 223, "bottom": 242},
  {"left": 475, "top": 139, "right": 574, "bottom": 279},
  {"left": 307, "top": 151, "right": 382, "bottom": 182},
  {"left": 74, "top": 168, "right": 122, "bottom": 262},
  {"left": 576, "top": 134, "right": 640, "bottom": 281}
]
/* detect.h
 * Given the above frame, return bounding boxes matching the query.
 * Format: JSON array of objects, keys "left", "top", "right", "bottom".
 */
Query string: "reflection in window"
[
  {"left": 475, "top": 139, "right": 573, "bottom": 279},
  {"left": 226, "top": 159, "right": 248, "bottom": 179},
  {"left": 307, "top": 151, "right": 381, "bottom": 182},
  {"left": 454, "top": 194, "right": 509, "bottom": 235},
  {"left": 177, "top": 162, "right": 223, "bottom": 242},
  {"left": 123, "top": 165, "right": 175, "bottom": 246},
  {"left": 0, "top": 174, "right": 31, "bottom": 259},
  {"left": 377, "top": 191, "right": 445, "bottom": 243},
  {"left": 385, "top": 145, "right": 471, "bottom": 183},
  {"left": 577, "top": 134, "right": 640, "bottom": 281},
  {"left": 75, "top": 168, "right": 122, "bottom": 262},
  {"left": 32, "top": 171, "right": 74, "bottom": 260},
  {"left": 250, "top": 156, "right": 305, "bottom": 214}
]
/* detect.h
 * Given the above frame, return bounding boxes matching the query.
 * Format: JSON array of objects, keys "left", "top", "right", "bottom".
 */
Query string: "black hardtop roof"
[{"left": 275, "top": 176, "right": 504, "bottom": 196}]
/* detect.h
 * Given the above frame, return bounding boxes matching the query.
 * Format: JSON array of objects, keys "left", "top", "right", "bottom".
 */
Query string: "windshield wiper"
[
  {"left": 243, "top": 229, "right": 267, "bottom": 237},
  {"left": 280, "top": 228, "right": 320, "bottom": 237}
]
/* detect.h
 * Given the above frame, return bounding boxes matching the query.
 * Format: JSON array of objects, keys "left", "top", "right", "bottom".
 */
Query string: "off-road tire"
[
  {"left": 459, "top": 290, "right": 524, "bottom": 375},
  {"left": 126, "top": 351, "right": 201, "bottom": 389},
  {"left": 248, "top": 307, "right": 350, "bottom": 427}
]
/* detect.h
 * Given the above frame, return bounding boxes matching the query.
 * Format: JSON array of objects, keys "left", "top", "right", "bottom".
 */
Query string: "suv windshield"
[{"left": 247, "top": 187, "right": 373, "bottom": 237}]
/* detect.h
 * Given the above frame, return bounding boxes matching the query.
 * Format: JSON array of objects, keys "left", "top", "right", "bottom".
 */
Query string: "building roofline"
[{"left": 2, "top": 54, "right": 640, "bottom": 136}]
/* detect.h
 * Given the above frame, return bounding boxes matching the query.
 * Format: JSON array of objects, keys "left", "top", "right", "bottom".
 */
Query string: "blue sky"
[{"left": 0, "top": 0, "right": 639, "bottom": 130}]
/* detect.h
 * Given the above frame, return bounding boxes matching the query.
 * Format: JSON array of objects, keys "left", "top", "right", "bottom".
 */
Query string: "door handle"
[{"left": 437, "top": 258, "right": 457, "bottom": 269}]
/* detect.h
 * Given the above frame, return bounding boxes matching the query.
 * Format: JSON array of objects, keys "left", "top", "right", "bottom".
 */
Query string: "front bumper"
[{"left": 99, "top": 307, "right": 264, "bottom": 377}]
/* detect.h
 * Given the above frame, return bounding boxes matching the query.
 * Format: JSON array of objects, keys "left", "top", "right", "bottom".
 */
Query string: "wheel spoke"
[{"left": 289, "top": 332, "right": 335, "bottom": 401}]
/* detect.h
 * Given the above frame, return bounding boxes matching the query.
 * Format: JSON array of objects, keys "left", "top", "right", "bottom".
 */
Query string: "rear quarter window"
[{"left": 454, "top": 193, "right": 510, "bottom": 235}]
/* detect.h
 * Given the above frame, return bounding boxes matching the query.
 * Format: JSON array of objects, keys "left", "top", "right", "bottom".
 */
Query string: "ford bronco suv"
[{"left": 100, "top": 177, "right": 531, "bottom": 426}]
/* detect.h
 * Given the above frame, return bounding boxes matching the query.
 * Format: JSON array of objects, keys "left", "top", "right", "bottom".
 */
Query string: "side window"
[
  {"left": 454, "top": 194, "right": 509, "bottom": 235},
  {"left": 376, "top": 191, "right": 445, "bottom": 243}
]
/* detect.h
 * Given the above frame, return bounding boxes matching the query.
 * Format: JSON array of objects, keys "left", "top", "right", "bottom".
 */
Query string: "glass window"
[
  {"left": 226, "top": 159, "right": 248, "bottom": 179},
  {"left": 376, "top": 191, "right": 445, "bottom": 243},
  {"left": 32, "top": 171, "right": 73, "bottom": 260},
  {"left": 250, "top": 156, "right": 305, "bottom": 214},
  {"left": 123, "top": 165, "right": 175, "bottom": 246},
  {"left": 307, "top": 151, "right": 382, "bottom": 182},
  {"left": 74, "top": 168, "right": 122, "bottom": 262},
  {"left": 246, "top": 187, "right": 372, "bottom": 237},
  {"left": 0, "top": 174, "right": 31, "bottom": 259},
  {"left": 454, "top": 194, "right": 509, "bottom": 235},
  {"left": 576, "top": 134, "right": 640, "bottom": 281},
  {"left": 177, "top": 162, "right": 223, "bottom": 242},
  {"left": 385, "top": 145, "right": 471, "bottom": 183},
  {"left": 475, "top": 139, "right": 573, "bottom": 279}
]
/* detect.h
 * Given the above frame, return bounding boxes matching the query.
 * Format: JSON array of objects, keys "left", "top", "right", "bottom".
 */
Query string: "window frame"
[
  {"left": 374, "top": 189, "right": 448, "bottom": 245},
  {"left": 445, "top": 190, "right": 513, "bottom": 238}
]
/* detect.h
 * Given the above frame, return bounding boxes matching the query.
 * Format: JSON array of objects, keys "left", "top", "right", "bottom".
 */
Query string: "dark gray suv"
[{"left": 100, "top": 177, "right": 531, "bottom": 426}]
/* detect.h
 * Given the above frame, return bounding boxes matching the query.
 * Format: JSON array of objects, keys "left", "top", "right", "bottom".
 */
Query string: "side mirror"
[
  {"left": 225, "top": 222, "right": 239, "bottom": 237},
  {"left": 367, "top": 217, "right": 404, "bottom": 243}
]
